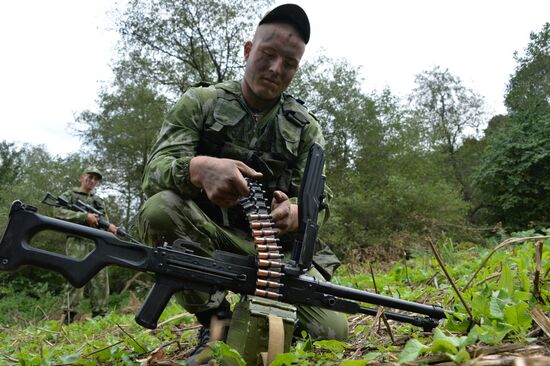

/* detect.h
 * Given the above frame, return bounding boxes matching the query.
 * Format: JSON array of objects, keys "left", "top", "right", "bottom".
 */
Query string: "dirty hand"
[
  {"left": 271, "top": 190, "right": 298, "bottom": 235},
  {"left": 190, "top": 156, "right": 263, "bottom": 208}
]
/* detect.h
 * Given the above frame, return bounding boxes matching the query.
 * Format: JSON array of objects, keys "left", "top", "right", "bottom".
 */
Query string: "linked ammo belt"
[{"left": 240, "top": 179, "right": 283, "bottom": 300}]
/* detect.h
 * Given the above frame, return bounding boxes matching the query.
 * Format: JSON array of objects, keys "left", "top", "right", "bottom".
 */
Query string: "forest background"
[{"left": 0, "top": 0, "right": 549, "bottom": 326}]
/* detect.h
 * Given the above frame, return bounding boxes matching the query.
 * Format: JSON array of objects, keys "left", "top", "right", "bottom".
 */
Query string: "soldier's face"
[
  {"left": 242, "top": 23, "right": 305, "bottom": 109},
  {"left": 79, "top": 173, "right": 101, "bottom": 193}
]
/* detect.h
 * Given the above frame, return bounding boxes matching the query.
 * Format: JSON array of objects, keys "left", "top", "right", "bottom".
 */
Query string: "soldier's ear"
[{"left": 244, "top": 41, "right": 253, "bottom": 61}]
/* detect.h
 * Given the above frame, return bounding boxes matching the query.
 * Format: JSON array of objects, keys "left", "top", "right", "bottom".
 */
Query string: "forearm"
[
  {"left": 53, "top": 207, "right": 88, "bottom": 225},
  {"left": 142, "top": 91, "right": 206, "bottom": 198}
]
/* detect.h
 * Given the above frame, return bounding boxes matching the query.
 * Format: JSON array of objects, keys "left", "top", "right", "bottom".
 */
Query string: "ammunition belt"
[{"left": 240, "top": 179, "right": 283, "bottom": 300}]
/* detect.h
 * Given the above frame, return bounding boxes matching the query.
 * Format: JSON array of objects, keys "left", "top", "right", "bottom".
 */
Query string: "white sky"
[{"left": 1, "top": 0, "right": 549, "bottom": 156}]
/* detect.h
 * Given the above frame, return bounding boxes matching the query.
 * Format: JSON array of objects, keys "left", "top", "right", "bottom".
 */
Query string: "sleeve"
[
  {"left": 53, "top": 191, "right": 88, "bottom": 225},
  {"left": 142, "top": 87, "right": 212, "bottom": 199}
]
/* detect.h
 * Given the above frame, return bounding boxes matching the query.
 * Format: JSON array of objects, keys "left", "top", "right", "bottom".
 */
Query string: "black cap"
[{"left": 259, "top": 4, "right": 310, "bottom": 44}]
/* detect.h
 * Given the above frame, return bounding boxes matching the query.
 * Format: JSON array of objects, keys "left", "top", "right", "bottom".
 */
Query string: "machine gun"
[
  {"left": 42, "top": 192, "right": 139, "bottom": 244},
  {"left": 0, "top": 144, "right": 450, "bottom": 331}
]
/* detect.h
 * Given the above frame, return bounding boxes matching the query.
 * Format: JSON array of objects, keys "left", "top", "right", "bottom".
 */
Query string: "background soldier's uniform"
[
  {"left": 139, "top": 80, "right": 349, "bottom": 340},
  {"left": 54, "top": 188, "right": 110, "bottom": 317}
]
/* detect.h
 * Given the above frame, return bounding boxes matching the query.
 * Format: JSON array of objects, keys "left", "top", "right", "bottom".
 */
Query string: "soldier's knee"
[{"left": 138, "top": 190, "right": 185, "bottom": 244}]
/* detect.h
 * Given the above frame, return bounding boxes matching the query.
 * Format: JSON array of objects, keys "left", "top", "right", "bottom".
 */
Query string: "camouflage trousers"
[
  {"left": 137, "top": 190, "right": 349, "bottom": 340},
  {"left": 64, "top": 237, "right": 110, "bottom": 315}
]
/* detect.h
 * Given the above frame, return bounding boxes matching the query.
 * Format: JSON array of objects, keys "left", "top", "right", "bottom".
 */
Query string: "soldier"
[
  {"left": 138, "top": 3, "right": 349, "bottom": 362},
  {"left": 54, "top": 166, "right": 117, "bottom": 322}
]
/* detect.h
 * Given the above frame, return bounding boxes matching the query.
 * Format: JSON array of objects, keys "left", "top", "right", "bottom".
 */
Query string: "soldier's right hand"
[
  {"left": 86, "top": 213, "right": 100, "bottom": 227},
  {"left": 189, "top": 156, "right": 262, "bottom": 208}
]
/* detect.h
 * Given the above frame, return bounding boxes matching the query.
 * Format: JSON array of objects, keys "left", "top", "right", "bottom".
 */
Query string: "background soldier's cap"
[
  {"left": 259, "top": 3, "right": 310, "bottom": 44},
  {"left": 83, "top": 166, "right": 103, "bottom": 180}
]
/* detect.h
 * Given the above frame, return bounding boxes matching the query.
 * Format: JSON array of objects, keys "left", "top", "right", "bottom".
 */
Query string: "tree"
[
  {"left": 410, "top": 66, "right": 486, "bottom": 151},
  {"left": 288, "top": 58, "right": 471, "bottom": 255},
  {"left": 505, "top": 22, "right": 550, "bottom": 119},
  {"left": 476, "top": 23, "right": 550, "bottom": 229},
  {"left": 73, "top": 81, "right": 168, "bottom": 227},
  {"left": 115, "top": 0, "right": 272, "bottom": 95},
  {"left": 408, "top": 66, "right": 487, "bottom": 201},
  {"left": 474, "top": 115, "right": 550, "bottom": 228}
]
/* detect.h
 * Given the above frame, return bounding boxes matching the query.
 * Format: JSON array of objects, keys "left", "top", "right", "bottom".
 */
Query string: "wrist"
[{"left": 189, "top": 156, "right": 204, "bottom": 189}]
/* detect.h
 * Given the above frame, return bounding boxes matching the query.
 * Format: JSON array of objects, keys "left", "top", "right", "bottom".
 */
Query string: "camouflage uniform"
[
  {"left": 54, "top": 188, "right": 110, "bottom": 316},
  {"left": 139, "top": 80, "right": 348, "bottom": 340}
]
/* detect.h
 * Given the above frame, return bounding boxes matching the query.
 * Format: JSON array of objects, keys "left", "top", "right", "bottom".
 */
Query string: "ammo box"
[{"left": 225, "top": 295, "right": 297, "bottom": 365}]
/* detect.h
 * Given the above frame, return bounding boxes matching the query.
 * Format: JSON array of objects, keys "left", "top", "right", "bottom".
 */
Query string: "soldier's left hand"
[
  {"left": 271, "top": 191, "right": 298, "bottom": 234},
  {"left": 107, "top": 224, "right": 118, "bottom": 235}
]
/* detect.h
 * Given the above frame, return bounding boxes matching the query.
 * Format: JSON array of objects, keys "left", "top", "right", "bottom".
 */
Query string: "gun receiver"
[{"left": 0, "top": 145, "right": 451, "bottom": 331}]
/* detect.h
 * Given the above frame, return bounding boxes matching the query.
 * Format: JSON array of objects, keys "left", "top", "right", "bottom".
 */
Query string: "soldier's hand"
[
  {"left": 271, "top": 191, "right": 298, "bottom": 234},
  {"left": 107, "top": 224, "right": 118, "bottom": 235},
  {"left": 189, "top": 156, "right": 262, "bottom": 208},
  {"left": 86, "top": 213, "right": 100, "bottom": 227}
]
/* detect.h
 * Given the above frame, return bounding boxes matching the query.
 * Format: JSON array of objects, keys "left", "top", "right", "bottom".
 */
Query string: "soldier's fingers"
[
  {"left": 236, "top": 161, "right": 262, "bottom": 179},
  {"left": 272, "top": 190, "right": 288, "bottom": 203}
]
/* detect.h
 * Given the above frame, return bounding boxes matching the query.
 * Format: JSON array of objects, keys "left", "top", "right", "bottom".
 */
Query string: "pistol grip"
[{"left": 135, "top": 275, "right": 185, "bottom": 329}]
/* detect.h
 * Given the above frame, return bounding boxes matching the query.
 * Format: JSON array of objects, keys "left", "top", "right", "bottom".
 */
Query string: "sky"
[{"left": 1, "top": 0, "right": 549, "bottom": 157}]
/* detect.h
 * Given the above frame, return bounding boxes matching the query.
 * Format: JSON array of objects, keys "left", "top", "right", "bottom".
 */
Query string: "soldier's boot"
[
  {"left": 185, "top": 300, "right": 232, "bottom": 366},
  {"left": 62, "top": 310, "right": 79, "bottom": 325}
]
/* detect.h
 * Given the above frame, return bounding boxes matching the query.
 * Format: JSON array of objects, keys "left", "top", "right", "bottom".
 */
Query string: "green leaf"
[
  {"left": 270, "top": 352, "right": 298, "bottom": 366},
  {"left": 503, "top": 301, "right": 532, "bottom": 332},
  {"left": 459, "top": 325, "right": 479, "bottom": 347},
  {"left": 430, "top": 339, "right": 458, "bottom": 354},
  {"left": 478, "top": 323, "right": 512, "bottom": 345},
  {"left": 498, "top": 264, "right": 514, "bottom": 294},
  {"left": 313, "top": 339, "right": 349, "bottom": 354},
  {"left": 211, "top": 342, "right": 246, "bottom": 366},
  {"left": 489, "top": 297, "right": 504, "bottom": 319},
  {"left": 447, "top": 348, "right": 471, "bottom": 364},
  {"left": 398, "top": 339, "right": 428, "bottom": 363}
]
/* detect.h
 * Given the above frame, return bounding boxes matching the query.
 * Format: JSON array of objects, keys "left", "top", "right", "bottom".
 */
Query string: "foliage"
[
  {"left": 409, "top": 66, "right": 486, "bottom": 152},
  {"left": 114, "top": 0, "right": 272, "bottom": 95},
  {"left": 475, "top": 114, "right": 550, "bottom": 228},
  {"left": 72, "top": 81, "right": 169, "bottom": 228},
  {"left": 474, "top": 22, "right": 550, "bottom": 230},
  {"left": 1, "top": 234, "right": 547, "bottom": 365},
  {"left": 288, "top": 58, "right": 477, "bottom": 255},
  {"left": 505, "top": 22, "right": 550, "bottom": 119}
]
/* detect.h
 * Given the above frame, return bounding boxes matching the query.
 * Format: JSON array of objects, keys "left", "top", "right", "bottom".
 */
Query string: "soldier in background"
[{"left": 54, "top": 166, "right": 118, "bottom": 322}]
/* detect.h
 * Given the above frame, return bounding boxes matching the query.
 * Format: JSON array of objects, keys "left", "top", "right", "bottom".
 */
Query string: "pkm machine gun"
[{"left": 0, "top": 144, "right": 451, "bottom": 331}]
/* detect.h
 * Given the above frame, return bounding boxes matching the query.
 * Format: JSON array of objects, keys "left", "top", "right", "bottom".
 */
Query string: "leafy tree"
[
  {"left": 408, "top": 66, "right": 487, "bottom": 202},
  {"left": 289, "top": 58, "right": 471, "bottom": 255},
  {"left": 73, "top": 81, "right": 168, "bottom": 227},
  {"left": 475, "top": 23, "right": 550, "bottom": 229},
  {"left": 0, "top": 141, "right": 24, "bottom": 199},
  {"left": 505, "top": 22, "right": 550, "bottom": 119},
  {"left": 475, "top": 115, "right": 550, "bottom": 228},
  {"left": 115, "top": 0, "right": 272, "bottom": 95}
]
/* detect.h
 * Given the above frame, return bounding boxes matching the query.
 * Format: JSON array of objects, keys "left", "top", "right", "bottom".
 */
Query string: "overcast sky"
[{"left": 1, "top": 0, "right": 549, "bottom": 156}]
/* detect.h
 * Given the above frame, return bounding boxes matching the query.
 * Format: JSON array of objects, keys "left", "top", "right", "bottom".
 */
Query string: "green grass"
[{"left": 0, "top": 234, "right": 548, "bottom": 365}]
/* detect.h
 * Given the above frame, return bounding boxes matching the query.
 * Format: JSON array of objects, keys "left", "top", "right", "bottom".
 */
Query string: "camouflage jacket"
[
  {"left": 53, "top": 188, "right": 109, "bottom": 226},
  {"left": 142, "top": 80, "right": 340, "bottom": 278},
  {"left": 142, "top": 80, "right": 332, "bottom": 226}
]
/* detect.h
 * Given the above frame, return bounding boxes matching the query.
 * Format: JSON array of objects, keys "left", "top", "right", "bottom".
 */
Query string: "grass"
[{"left": 0, "top": 234, "right": 549, "bottom": 365}]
